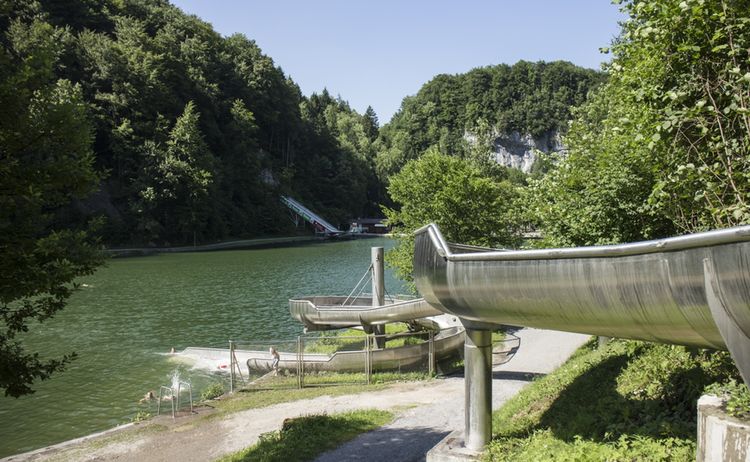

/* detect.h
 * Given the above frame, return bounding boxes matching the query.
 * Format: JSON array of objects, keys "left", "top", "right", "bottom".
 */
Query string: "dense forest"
[
  {"left": 2, "top": 0, "right": 603, "bottom": 247},
  {"left": 2, "top": 0, "right": 383, "bottom": 247}
]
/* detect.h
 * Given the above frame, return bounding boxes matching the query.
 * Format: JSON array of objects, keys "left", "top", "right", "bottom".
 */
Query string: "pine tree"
[{"left": 363, "top": 105, "right": 379, "bottom": 142}]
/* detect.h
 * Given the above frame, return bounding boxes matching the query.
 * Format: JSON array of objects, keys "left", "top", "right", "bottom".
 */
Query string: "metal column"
[
  {"left": 464, "top": 328, "right": 492, "bottom": 451},
  {"left": 372, "top": 247, "right": 386, "bottom": 349}
]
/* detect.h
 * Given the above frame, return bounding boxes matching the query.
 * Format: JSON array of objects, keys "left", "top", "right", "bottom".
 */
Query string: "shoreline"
[
  {"left": 2, "top": 328, "right": 588, "bottom": 462},
  {"left": 107, "top": 233, "right": 389, "bottom": 258}
]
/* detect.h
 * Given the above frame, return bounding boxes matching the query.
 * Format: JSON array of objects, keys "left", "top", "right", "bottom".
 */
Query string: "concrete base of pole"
[
  {"left": 426, "top": 431, "right": 483, "bottom": 462},
  {"left": 464, "top": 328, "right": 492, "bottom": 452},
  {"left": 698, "top": 394, "right": 750, "bottom": 461}
]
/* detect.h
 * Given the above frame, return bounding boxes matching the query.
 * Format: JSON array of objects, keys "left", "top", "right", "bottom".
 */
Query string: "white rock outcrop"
[{"left": 466, "top": 129, "right": 565, "bottom": 173}]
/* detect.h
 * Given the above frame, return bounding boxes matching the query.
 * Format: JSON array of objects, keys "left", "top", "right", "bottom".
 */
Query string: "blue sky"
[{"left": 171, "top": 1, "right": 626, "bottom": 124}]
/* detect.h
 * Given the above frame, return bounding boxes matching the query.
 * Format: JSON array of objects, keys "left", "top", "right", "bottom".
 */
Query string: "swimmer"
[
  {"left": 139, "top": 390, "right": 156, "bottom": 403},
  {"left": 170, "top": 347, "right": 176, "bottom": 354}
]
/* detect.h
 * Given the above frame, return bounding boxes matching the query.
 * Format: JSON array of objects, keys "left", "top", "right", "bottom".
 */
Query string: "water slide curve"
[
  {"left": 413, "top": 223, "right": 750, "bottom": 386},
  {"left": 289, "top": 295, "right": 442, "bottom": 331}
]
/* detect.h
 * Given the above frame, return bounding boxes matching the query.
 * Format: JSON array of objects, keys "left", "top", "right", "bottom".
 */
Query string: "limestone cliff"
[{"left": 491, "top": 130, "right": 564, "bottom": 172}]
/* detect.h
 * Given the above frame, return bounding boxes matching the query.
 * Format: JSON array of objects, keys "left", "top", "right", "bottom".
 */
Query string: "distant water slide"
[{"left": 281, "top": 196, "right": 342, "bottom": 235}]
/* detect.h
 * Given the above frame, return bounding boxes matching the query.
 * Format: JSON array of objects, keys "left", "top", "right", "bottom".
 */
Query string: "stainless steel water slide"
[
  {"left": 289, "top": 295, "right": 443, "bottom": 331},
  {"left": 413, "top": 222, "right": 750, "bottom": 451}
]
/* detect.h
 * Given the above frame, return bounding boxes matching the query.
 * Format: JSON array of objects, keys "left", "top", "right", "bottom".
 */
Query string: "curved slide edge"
[{"left": 289, "top": 295, "right": 443, "bottom": 331}]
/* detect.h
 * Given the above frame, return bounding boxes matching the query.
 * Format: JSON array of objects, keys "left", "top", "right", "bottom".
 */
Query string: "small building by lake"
[{"left": 349, "top": 218, "right": 390, "bottom": 234}]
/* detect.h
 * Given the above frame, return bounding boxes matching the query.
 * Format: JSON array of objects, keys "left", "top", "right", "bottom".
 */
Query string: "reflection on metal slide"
[
  {"left": 281, "top": 196, "right": 341, "bottom": 235},
  {"left": 289, "top": 295, "right": 443, "bottom": 331},
  {"left": 413, "top": 222, "right": 750, "bottom": 387}
]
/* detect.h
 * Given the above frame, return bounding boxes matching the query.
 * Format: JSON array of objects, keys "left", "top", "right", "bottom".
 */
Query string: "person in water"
[
  {"left": 269, "top": 346, "right": 280, "bottom": 375},
  {"left": 139, "top": 390, "right": 156, "bottom": 403}
]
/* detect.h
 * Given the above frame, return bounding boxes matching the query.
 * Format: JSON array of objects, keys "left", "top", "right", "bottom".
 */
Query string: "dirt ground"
[{"left": 5, "top": 328, "right": 589, "bottom": 462}]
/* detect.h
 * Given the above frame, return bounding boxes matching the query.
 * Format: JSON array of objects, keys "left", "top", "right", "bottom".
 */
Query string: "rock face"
[{"left": 491, "top": 130, "right": 564, "bottom": 173}]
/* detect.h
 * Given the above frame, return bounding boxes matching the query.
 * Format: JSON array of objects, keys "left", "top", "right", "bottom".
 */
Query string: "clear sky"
[{"left": 170, "top": 1, "right": 626, "bottom": 124}]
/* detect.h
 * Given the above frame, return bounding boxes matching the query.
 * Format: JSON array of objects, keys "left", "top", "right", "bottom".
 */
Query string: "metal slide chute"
[
  {"left": 414, "top": 222, "right": 750, "bottom": 353},
  {"left": 288, "top": 296, "right": 443, "bottom": 331},
  {"left": 413, "top": 222, "right": 750, "bottom": 451}
]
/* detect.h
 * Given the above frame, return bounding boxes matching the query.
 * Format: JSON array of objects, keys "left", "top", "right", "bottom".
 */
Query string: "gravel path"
[
  {"left": 313, "top": 328, "right": 589, "bottom": 462},
  {"left": 9, "top": 328, "right": 588, "bottom": 462}
]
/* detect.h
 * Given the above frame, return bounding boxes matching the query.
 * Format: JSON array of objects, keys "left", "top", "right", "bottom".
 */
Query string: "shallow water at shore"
[{"left": 0, "top": 237, "right": 405, "bottom": 458}]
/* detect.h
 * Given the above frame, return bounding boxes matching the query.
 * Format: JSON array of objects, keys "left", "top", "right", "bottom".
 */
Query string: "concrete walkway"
[
  {"left": 312, "top": 328, "right": 589, "bottom": 462},
  {"left": 8, "top": 328, "right": 588, "bottom": 462}
]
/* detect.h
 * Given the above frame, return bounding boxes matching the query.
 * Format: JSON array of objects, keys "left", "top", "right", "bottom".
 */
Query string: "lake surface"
[{"left": 0, "top": 237, "right": 406, "bottom": 457}]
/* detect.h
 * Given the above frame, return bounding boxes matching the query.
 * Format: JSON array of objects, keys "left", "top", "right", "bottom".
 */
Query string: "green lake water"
[{"left": 0, "top": 237, "right": 406, "bottom": 458}]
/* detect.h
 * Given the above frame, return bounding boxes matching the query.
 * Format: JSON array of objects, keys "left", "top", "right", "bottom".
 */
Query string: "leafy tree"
[
  {"left": 136, "top": 101, "right": 215, "bottom": 244},
  {"left": 526, "top": 84, "right": 673, "bottom": 247},
  {"left": 0, "top": 18, "right": 104, "bottom": 397},
  {"left": 383, "top": 150, "right": 521, "bottom": 284},
  {"left": 530, "top": 0, "right": 750, "bottom": 246},
  {"left": 613, "top": 0, "right": 750, "bottom": 232}
]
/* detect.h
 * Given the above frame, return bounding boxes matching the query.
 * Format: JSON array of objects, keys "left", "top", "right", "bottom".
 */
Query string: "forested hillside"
[
  {"left": 374, "top": 61, "right": 603, "bottom": 180},
  {"left": 2, "top": 0, "right": 380, "bottom": 246},
  {"left": 2, "top": 0, "right": 609, "bottom": 251}
]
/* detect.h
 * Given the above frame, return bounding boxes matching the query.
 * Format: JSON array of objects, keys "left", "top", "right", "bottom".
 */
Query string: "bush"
[{"left": 201, "top": 382, "right": 225, "bottom": 401}]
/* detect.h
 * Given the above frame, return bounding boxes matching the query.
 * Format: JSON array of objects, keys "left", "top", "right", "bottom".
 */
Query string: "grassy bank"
[
  {"left": 201, "top": 371, "right": 433, "bottom": 417},
  {"left": 485, "top": 339, "right": 742, "bottom": 461},
  {"left": 218, "top": 409, "right": 393, "bottom": 462}
]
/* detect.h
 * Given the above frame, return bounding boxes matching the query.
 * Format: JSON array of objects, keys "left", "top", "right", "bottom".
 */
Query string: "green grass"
[
  {"left": 217, "top": 409, "right": 393, "bottom": 462},
  {"left": 239, "top": 370, "right": 433, "bottom": 391},
  {"left": 208, "top": 384, "right": 388, "bottom": 416},
  {"left": 484, "top": 338, "right": 741, "bottom": 461}
]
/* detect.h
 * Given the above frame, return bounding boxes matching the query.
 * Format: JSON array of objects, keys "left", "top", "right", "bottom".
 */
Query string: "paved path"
[
  {"left": 9, "top": 328, "right": 588, "bottom": 462},
  {"left": 312, "top": 328, "right": 589, "bottom": 462}
]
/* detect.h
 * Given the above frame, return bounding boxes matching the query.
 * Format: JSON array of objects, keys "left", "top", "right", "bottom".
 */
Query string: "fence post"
[
  {"left": 366, "top": 334, "right": 371, "bottom": 385},
  {"left": 429, "top": 330, "right": 435, "bottom": 376},
  {"left": 297, "top": 336, "right": 302, "bottom": 389},
  {"left": 229, "top": 340, "right": 235, "bottom": 394}
]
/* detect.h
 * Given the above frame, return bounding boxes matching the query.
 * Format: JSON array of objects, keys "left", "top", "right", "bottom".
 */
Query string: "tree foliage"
[
  {"left": 616, "top": 0, "right": 750, "bottom": 231},
  {"left": 0, "top": 17, "right": 104, "bottom": 397},
  {"left": 530, "top": 0, "right": 750, "bottom": 246},
  {"left": 4, "top": 0, "right": 381, "bottom": 246},
  {"left": 384, "top": 150, "right": 521, "bottom": 284}
]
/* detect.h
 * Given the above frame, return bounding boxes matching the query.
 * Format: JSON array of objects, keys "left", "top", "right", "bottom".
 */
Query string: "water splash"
[{"left": 170, "top": 370, "right": 181, "bottom": 390}]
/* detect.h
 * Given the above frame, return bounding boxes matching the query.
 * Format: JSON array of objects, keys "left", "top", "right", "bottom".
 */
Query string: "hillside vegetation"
[
  {"left": 485, "top": 339, "right": 741, "bottom": 461},
  {"left": 375, "top": 61, "right": 603, "bottom": 180},
  {"left": 3, "top": 0, "right": 382, "bottom": 246}
]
